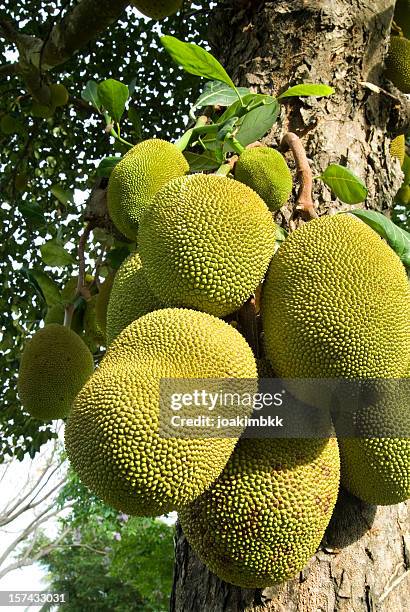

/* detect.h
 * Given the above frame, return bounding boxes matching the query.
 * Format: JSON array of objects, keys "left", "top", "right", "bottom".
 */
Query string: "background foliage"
[{"left": 0, "top": 1, "right": 209, "bottom": 462}]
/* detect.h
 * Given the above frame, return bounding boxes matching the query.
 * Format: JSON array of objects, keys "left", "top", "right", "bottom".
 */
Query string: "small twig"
[
  {"left": 63, "top": 221, "right": 94, "bottom": 327},
  {"left": 281, "top": 132, "right": 317, "bottom": 219},
  {"left": 245, "top": 141, "right": 263, "bottom": 150},
  {"left": 379, "top": 566, "right": 410, "bottom": 603}
]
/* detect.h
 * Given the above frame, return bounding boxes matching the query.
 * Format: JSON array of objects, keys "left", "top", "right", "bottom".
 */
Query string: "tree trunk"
[{"left": 171, "top": 1, "right": 410, "bottom": 610}]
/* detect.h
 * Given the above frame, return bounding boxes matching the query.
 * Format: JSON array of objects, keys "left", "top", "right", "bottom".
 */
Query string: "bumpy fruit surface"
[
  {"left": 65, "top": 308, "right": 257, "bottom": 516},
  {"left": 138, "top": 174, "right": 276, "bottom": 317},
  {"left": 262, "top": 214, "right": 410, "bottom": 379},
  {"left": 235, "top": 147, "right": 292, "bottom": 211},
  {"left": 18, "top": 324, "right": 94, "bottom": 421},
  {"left": 107, "top": 139, "right": 189, "bottom": 240},
  {"left": 385, "top": 36, "right": 410, "bottom": 93},
  {"left": 106, "top": 252, "right": 162, "bottom": 345},
  {"left": 179, "top": 437, "right": 340, "bottom": 588},
  {"left": 390, "top": 134, "right": 405, "bottom": 166}
]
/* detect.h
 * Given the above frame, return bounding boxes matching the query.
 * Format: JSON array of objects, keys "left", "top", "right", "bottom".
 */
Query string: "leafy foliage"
[
  {"left": 36, "top": 471, "right": 174, "bottom": 611},
  {"left": 0, "top": 1, "right": 209, "bottom": 461}
]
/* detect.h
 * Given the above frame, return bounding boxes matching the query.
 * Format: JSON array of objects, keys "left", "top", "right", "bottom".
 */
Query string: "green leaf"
[
  {"left": 161, "top": 36, "right": 237, "bottom": 92},
  {"left": 51, "top": 184, "right": 73, "bottom": 206},
  {"left": 320, "top": 164, "right": 368, "bottom": 204},
  {"left": 278, "top": 84, "right": 335, "bottom": 100},
  {"left": 236, "top": 99, "right": 280, "bottom": 146},
  {"left": 347, "top": 210, "right": 410, "bottom": 267},
  {"left": 40, "top": 240, "right": 75, "bottom": 267},
  {"left": 184, "top": 151, "right": 220, "bottom": 172},
  {"left": 192, "top": 81, "right": 250, "bottom": 111},
  {"left": 106, "top": 247, "right": 132, "bottom": 270},
  {"left": 276, "top": 226, "right": 289, "bottom": 243},
  {"left": 219, "top": 93, "right": 275, "bottom": 123},
  {"left": 18, "top": 201, "right": 45, "bottom": 225},
  {"left": 96, "top": 156, "right": 121, "bottom": 178},
  {"left": 81, "top": 80, "right": 101, "bottom": 110},
  {"left": 30, "top": 270, "right": 61, "bottom": 306},
  {"left": 97, "top": 79, "right": 129, "bottom": 123}
]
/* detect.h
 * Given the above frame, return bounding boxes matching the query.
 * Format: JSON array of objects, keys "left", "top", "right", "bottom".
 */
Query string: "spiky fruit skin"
[
  {"left": 390, "top": 134, "right": 406, "bottom": 166},
  {"left": 83, "top": 296, "right": 105, "bottom": 350},
  {"left": 94, "top": 274, "right": 115, "bottom": 338},
  {"left": 131, "top": 0, "right": 183, "bottom": 19},
  {"left": 106, "top": 252, "right": 162, "bottom": 345},
  {"left": 65, "top": 308, "right": 257, "bottom": 516},
  {"left": 337, "top": 376, "right": 410, "bottom": 505},
  {"left": 262, "top": 215, "right": 410, "bottom": 379},
  {"left": 394, "top": 0, "right": 410, "bottom": 39},
  {"left": 18, "top": 324, "right": 94, "bottom": 421},
  {"left": 107, "top": 139, "right": 189, "bottom": 241},
  {"left": 234, "top": 147, "right": 293, "bottom": 211},
  {"left": 138, "top": 174, "right": 276, "bottom": 317},
  {"left": 179, "top": 437, "right": 340, "bottom": 588},
  {"left": 385, "top": 36, "right": 410, "bottom": 93}
]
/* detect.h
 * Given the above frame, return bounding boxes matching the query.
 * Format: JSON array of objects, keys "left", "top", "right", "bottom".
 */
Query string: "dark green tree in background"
[{"left": 0, "top": 0, "right": 207, "bottom": 462}]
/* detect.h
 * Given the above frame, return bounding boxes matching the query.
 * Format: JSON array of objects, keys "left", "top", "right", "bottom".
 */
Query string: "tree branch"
[
  {"left": 40, "top": 0, "right": 129, "bottom": 69},
  {"left": 281, "top": 132, "right": 317, "bottom": 220}
]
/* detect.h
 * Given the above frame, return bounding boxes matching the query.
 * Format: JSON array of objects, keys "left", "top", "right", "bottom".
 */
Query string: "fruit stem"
[
  {"left": 281, "top": 132, "right": 317, "bottom": 219},
  {"left": 76, "top": 221, "right": 94, "bottom": 298}
]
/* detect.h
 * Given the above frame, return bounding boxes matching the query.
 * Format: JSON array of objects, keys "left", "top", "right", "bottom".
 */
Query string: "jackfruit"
[
  {"left": 130, "top": 0, "right": 184, "bottom": 20},
  {"left": 95, "top": 274, "right": 115, "bottom": 338},
  {"left": 65, "top": 308, "right": 257, "bottom": 516},
  {"left": 336, "top": 376, "right": 410, "bottom": 505},
  {"left": 50, "top": 83, "right": 69, "bottom": 107},
  {"left": 179, "top": 436, "right": 340, "bottom": 588},
  {"left": 18, "top": 324, "right": 94, "bottom": 421},
  {"left": 107, "top": 139, "right": 189, "bottom": 241},
  {"left": 138, "top": 174, "right": 276, "bottom": 318},
  {"left": 390, "top": 134, "right": 406, "bottom": 166},
  {"left": 234, "top": 147, "right": 293, "bottom": 211},
  {"left": 262, "top": 214, "right": 410, "bottom": 379},
  {"left": 396, "top": 183, "right": 410, "bottom": 205},
  {"left": 385, "top": 35, "right": 410, "bottom": 93},
  {"left": 394, "top": 0, "right": 410, "bottom": 39},
  {"left": 83, "top": 296, "right": 105, "bottom": 349},
  {"left": 106, "top": 252, "right": 162, "bottom": 345}
]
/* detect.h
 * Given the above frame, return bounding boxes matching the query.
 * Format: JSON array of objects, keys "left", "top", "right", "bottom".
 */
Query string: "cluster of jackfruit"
[
  {"left": 18, "top": 132, "right": 410, "bottom": 589},
  {"left": 391, "top": 134, "right": 410, "bottom": 206}
]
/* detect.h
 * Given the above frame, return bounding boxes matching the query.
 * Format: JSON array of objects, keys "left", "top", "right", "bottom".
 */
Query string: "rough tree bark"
[{"left": 171, "top": 1, "right": 410, "bottom": 610}]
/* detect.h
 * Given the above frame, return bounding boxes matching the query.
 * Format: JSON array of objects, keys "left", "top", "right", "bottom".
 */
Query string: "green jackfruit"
[
  {"left": 385, "top": 35, "right": 410, "bottom": 93},
  {"left": 18, "top": 324, "right": 94, "bottom": 421},
  {"left": 262, "top": 214, "right": 410, "bottom": 379},
  {"left": 179, "top": 436, "right": 340, "bottom": 588},
  {"left": 234, "top": 147, "right": 292, "bottom": 211},
  {"left": 94, "top": 274, "right": 115, "bottom": 338},
  {"left": 336, "top": 377, "right": 410, "bottom": 505},
  {"left": 396, "top": 183, "right": 410, "bottom": 205},
  {"left": 106, "top": 252, "right": 162, "bottom": 345},
  {"left": 131, "top": 0, "right": 184, "bottom": 20},
  {"left": 390, "top": 134, "right": 405, "bottom": 166},
  {"left": 50, "top": 84, "right": 69, "bottom": 107},
  {"left": 65, "top": 308, "right": 257, "bottom": 516},
  {"left": 394, "top": 0, "right": 410, "bottom": 39},
  {"left": 107, "top": 139, "right": 189, "bottom": 241},
  {"left": 83, "top": 296, "right": 105, "bottom": 349},
  {"left": 138, "top": 174, "right": 276, "bottom": 317}
]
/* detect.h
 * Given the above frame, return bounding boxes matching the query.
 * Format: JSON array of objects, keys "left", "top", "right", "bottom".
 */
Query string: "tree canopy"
[{"left": 0, "top": 1, "right": 208, "bottom": 462}]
